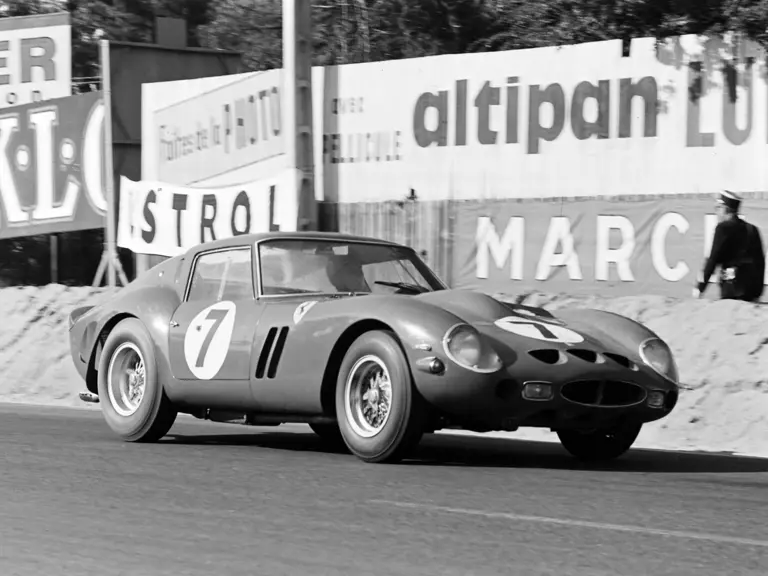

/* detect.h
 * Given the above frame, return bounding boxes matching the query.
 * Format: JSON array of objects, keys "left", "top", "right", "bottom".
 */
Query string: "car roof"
[{"left": 184, "top": 230, "right": 406, "bottom": 257}]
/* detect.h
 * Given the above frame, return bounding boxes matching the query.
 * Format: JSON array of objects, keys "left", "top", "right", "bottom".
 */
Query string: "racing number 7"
[
  {"left": 518, "top": 320, "right": 557, "bottom": 340},
  {"left": 196, "top": 308, "right": 229, "bottom": 368}
]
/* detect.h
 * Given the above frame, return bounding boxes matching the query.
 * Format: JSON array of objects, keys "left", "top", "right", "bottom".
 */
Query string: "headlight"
[
  {"left": 639, "top": 338, "right": 678, "bottom": 383},
  {"left": 442, "top": 324, "right": 503, "bottom": 373}
]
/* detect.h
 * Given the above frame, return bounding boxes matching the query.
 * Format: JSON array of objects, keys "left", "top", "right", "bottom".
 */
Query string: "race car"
[{"left": 68, "top": 231, "right": 680, "bottom": 464}]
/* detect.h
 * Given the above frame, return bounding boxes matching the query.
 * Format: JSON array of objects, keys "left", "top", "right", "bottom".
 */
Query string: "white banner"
[
  {"left": 0, "top": 12, "right": 72, "bottom": 109},
  {"left": 308, "top": 33, "right": 768, "bottom": 203},
  {"left": 142, "top": 33, "right": 768, "bottom": 205},
  {"left": 117, "top": 170, "right": 298, "bottom": 257},
  {"left": 151, "top": 69, "right": 285, "bottom": 187}
]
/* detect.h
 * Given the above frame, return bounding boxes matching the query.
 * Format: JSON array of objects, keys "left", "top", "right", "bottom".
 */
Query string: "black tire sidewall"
[
  {"left": 557, "top": 422, "right": 642, "bottom": 461},
  {"left": 335, "top": 331, "right": 415, "bottom": 461},
  {"left": 97, "top": 318, "right": 165, "bottom": 441}
]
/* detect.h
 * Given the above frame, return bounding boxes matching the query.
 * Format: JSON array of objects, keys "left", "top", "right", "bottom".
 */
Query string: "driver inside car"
[{"left": 325, "top": 255, "right": 371, "bottom": 293}]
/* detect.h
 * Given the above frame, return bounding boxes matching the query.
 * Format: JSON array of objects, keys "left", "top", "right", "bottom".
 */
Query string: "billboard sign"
[
  {"left": 309, "top": 34, "right": 768, "bottom": 203},
  {"left": 0, "top": 12, "right": 72, "bottom": 109},
  {"left": 151, "top": 69, "right": 284, "bottom": 186},
  {"left": 0, "top": 91, "right": 107, "bottom": 239},
  {"left": 452, "top": 195, "right": 768, "bottom": 298},
  {"left": 117, "top": 169, "right": 298, "bottom": 257}
]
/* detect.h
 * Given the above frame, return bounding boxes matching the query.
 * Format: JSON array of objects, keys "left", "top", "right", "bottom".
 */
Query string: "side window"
[{"left": 187, "top": 248, "right": 254, "bottom": 302}]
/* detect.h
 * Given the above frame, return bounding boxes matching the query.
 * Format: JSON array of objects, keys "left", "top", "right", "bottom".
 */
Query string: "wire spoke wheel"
[
  {"left": 344, "top": 354, "right": 393, "bottom": 438},
  {"left": 107, "top": 342, "right": 146, "bottom": 417}
]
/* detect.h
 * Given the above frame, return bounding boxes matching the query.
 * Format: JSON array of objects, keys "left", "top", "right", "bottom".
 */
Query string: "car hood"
[{"left": 412, "top": 289, "right": 638, "bottom": 360}]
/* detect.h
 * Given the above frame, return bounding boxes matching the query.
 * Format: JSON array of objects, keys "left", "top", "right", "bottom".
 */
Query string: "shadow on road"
[{"left": 163, "top": 428, "right": 768, "bottom": 474}]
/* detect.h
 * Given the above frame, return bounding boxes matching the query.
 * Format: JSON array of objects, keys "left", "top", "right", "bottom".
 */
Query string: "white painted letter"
[
  {"left": 82, "top": 100, "right": 107, "bottom": 213},
  {"left": 595, "top": 215, "right": 635, "bottom": 281},
  {"left": 0, "top": 114, "right": 26, "bottom": 224},
  {"left": 29, "top": 107, "right": 80, "bottom": 221},
  {"left": 535, "top": 216, "right": 582, "bottom": 281},
  {"left": 476, "top": 216, "right": 524, "bottom": 280},
  {"left": 651, "top": 212, "right": 689, "bottom": 282}
]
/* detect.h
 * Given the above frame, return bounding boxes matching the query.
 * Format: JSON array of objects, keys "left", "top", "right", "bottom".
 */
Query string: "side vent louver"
[{"left": 256, "top": 326, "right": 289, "bottom": 379}]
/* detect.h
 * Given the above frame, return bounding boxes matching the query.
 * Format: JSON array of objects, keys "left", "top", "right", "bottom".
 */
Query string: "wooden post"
[{"left": 50, "top": 234, "right": 58, "bottom": 284}]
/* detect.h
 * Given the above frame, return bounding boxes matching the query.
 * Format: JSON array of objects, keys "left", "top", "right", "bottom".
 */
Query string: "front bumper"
[{"left": 413, "top": 361, "right": 679, "bottom": 432}]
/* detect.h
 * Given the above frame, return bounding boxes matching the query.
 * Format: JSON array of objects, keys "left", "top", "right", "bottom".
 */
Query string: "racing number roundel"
[
  {"left": 494, "top": 316, "right": 584, "bottom": 345},
  {"left": 183, "top": 301, "right": 237, "bottom": 380}
]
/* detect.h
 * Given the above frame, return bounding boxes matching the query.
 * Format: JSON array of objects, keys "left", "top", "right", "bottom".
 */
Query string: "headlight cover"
[
  {"left": 639, "top": 337, "right": 679, "bottom": 384},
  {"left": 442, "top": 324, "right": 503, "bottom": 373}
]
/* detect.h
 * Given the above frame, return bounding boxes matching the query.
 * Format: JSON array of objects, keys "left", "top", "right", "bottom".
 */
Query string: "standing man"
[{"left": 694, "top": 190, "right": 765, "bottom": 302}]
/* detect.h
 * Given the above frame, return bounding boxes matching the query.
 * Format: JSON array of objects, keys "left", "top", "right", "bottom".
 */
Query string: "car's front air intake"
[
  {"left": 560, "top": 380, "right": 646, "bottom": 407},
  {"left": 566, "top": 349, "right": 603, "bottom": 364}
]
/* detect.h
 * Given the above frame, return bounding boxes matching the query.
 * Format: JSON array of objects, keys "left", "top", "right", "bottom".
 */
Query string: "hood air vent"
[
  {"left": 603, "top": 352, "right": 637, "bottom": 370},
  {"left": 566, "top": 349, "right": 605, "bottom": 364},
  {"left": 527, "top": 349, "right": 566, "bottom": 365}
]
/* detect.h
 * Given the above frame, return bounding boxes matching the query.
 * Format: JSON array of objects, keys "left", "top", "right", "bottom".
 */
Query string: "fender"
[{"left": 82, "top": 258, "right": 184, "bottom": 397}]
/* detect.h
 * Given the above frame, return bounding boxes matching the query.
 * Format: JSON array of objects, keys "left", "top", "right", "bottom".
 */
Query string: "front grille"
[{"left": 561, "top": 380, "right": 646, "bottom": 407}]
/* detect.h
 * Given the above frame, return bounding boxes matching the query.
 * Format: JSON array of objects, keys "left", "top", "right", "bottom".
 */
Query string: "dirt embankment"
[{"left": 0, "top": 285, "right": 765, "bottom": 457}]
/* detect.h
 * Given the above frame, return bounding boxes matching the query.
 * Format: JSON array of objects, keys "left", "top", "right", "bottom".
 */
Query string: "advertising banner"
[
  {"left": 310, "top": 34, "right": 768, "bottom": 203},
  {"left": 453, "top": 195, "right": 768, "bottom": 299},
  {"left": 150, "top": 69, "right": 285, "bottom": 187},
  {"left": 0, "top": 12, "right": 72, "bottom": 109},
  {"left": 0, "top": 91, "right": 106, "bottom": 240},
  {"left": 117, "top": 169, "right": 299, "bottom": 257}
]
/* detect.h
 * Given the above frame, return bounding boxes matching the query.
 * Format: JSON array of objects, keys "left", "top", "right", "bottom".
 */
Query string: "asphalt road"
[{"left": 0, "top": 403, "right": 766, "bottom": 576}]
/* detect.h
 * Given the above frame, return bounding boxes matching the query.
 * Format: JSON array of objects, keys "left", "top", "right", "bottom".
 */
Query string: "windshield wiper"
[{"left": 374, "top": 281, "right": 428, "bottom": 294}]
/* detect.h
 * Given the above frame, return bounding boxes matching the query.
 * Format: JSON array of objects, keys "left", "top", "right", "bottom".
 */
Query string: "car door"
[{"left": 168, "top": 246, "right": 265, "bottom": 407}]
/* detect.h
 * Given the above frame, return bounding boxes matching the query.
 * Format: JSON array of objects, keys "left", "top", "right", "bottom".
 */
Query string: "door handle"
[{"left": 170, "top": 321, "right": 179, "bottom": 327}]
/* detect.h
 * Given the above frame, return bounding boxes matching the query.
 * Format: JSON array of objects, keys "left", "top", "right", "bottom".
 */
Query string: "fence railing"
[{"left": 318, "top": 199, "right": 456, "bottom": 285}]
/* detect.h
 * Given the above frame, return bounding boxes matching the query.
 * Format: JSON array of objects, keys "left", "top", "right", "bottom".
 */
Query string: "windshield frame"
[{"left": 253, "top": 236, "right": 448, "bottom": 298}]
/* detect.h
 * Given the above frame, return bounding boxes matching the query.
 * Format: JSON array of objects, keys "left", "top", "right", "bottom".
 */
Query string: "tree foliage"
[
  {"left": 3, "top": 0, "right": 768, "bottom": 77},
  {"left": 1, "top": 0, "right": 768, "bottom": 285}
]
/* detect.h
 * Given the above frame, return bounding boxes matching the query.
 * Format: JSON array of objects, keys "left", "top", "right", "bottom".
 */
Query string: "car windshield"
[{"left": 257, "top": 238, "right": 445, "bottom": 296}]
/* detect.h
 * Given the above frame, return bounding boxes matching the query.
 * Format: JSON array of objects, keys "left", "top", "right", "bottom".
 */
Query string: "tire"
[
  {"left": 557, "top": 422, "right": 642, "bottom": 462},
  {"left": 309, "top": 422, "right": 345, "bottom": 446},
  {"left": 335, "top": 330, "right": 425, "bottom": 463},
  {"left": 97, "top": 318, "right": 177, "bottom": 442}
]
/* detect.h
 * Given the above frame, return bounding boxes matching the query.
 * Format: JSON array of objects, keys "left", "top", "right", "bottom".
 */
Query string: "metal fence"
[{"left": 318, "top": 198, "right": 456, "bottom": 285}]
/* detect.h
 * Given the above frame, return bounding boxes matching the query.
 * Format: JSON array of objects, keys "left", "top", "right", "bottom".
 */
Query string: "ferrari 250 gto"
[{"left": 68, "top": 232, "right": 680, "bottom": 463}]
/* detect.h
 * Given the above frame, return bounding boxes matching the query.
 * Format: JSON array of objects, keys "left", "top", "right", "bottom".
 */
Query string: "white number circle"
[
  {"left": 184, "top": 301, "right": 237, "bottom": 380},
  {"left": 494, "top": 316, "right": 584, "bottom": 344}
]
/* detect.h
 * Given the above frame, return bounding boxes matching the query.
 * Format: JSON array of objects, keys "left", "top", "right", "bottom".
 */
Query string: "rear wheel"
[
  {"left": 97, "top": 318, "right": 177, "bottom": 442},
  {"left": 335, "top": 330, "right": 425, "bottom": 463},
  {"left": 557, "top": 422, "right": 642, "bottom": 461}
]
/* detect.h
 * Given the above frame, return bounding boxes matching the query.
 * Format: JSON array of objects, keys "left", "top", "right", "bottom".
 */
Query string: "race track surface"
[{"left": 0, "top": 403, "right": 766, "bottom": 576}]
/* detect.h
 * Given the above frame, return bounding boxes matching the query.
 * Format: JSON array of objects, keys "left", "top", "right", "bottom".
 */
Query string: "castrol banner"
[{"left": 116, "top": 169, "right": 299, "bottom": 257}]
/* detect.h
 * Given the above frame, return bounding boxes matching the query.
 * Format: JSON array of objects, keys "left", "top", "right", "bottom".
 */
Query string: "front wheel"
[
  {"left": 97, "top": 318, "right": 177, "bottom": 442},
  {"left": 556, "top": 422, "right": 642, "bottom": 462},
  {"left": 335, "top": 330, "right": 426, "bottom": 463}
]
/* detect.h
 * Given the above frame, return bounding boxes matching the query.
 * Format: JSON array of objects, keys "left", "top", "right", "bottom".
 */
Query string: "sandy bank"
[{"left": 0, "top": 285, "right": 765, "bottom": 457}]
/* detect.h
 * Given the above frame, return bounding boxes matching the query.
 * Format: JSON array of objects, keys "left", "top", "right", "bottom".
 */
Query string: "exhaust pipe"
[{"left": 79, "top": 391, "right": 100, "bottom": 404}]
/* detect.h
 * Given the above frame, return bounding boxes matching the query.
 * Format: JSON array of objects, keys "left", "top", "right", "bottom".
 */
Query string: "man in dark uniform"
[{"left": 694, "top": 190, "right": 765, "bottom": 302}]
